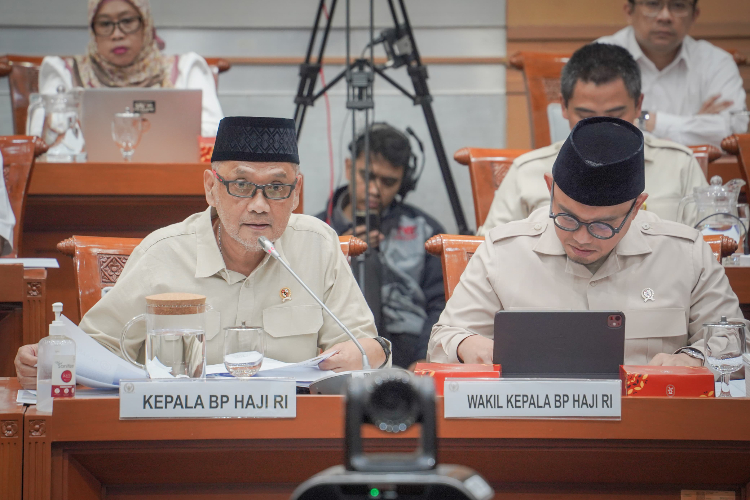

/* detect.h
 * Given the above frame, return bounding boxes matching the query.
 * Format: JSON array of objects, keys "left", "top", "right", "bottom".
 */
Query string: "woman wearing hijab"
[{"left": 38, "top": 0, "right": 223, "bottom": 137}]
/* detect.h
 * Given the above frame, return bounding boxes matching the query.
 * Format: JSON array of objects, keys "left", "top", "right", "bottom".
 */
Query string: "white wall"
[{"left": 0, "top": 0, "right": 507, "bottom": 233}]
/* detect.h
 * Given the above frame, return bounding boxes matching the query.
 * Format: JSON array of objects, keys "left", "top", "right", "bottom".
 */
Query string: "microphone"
[{"left": 258, "top": 236, "right": 371, "bottom": 370}]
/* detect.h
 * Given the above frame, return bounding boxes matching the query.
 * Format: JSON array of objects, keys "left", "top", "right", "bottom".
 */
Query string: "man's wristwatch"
[
  {"left": 372, "top": 337, "right": 391, "bottom": 369},
  {"left": 673, "top": 346, "right": 705, "bottom": 365},
  {"left": 637, "top": 110, "right": 651, "bottom": 131}
]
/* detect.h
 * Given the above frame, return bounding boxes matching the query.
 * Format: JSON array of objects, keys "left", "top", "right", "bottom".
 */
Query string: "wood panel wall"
[{"left": 506, "top": 0, "right": 750, "bottom": 149}]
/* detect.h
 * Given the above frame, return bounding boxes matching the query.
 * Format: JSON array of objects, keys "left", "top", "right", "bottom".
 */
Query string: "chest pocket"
[
  {"left": 623, "top": 308, "right": 687, "bottom": 363},
  {"left": 262, "top": 304, "right": 324, "bottom": 338}
]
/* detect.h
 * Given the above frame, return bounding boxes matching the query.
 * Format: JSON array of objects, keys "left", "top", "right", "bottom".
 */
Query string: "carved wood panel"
[
  {"left": 98, "top": 254, "right": 129, "bottom": 286},
  {"left": 542, "top": 77, "right": 562, "bottom": 104},
  {"left": 1, "top": 421, "right": 18, "bottom": 438},
  {"left": 490, "top": 162, "right": 512, "bottom": 189}
]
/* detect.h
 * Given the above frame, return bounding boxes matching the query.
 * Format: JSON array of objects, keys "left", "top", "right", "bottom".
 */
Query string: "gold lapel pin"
[{"left": 280, "top": 287, "right": 292, "bottom": 302}]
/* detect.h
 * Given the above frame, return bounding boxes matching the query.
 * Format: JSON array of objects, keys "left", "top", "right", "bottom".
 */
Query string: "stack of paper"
[
  {"left": 206, "top": 350, "right": 338, "bottom": 387},
  {"left": 59, "top": 315, "right": 147, "bottom": 388}
]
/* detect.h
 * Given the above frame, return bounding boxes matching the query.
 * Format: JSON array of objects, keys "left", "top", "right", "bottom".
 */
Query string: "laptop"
[
  {"left": 493, "top": 311, "right": 625, "bottom": 379},
  {"left": 82, "top": 88, "right": 201, "bottom": 162}
]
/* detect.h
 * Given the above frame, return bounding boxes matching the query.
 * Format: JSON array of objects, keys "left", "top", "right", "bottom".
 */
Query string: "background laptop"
[
  {"left": 493, "top": 311, "right": 625, "bottom": 379},
  {"left": 82, "top": 88, "right": 201, "bottom": 162}
]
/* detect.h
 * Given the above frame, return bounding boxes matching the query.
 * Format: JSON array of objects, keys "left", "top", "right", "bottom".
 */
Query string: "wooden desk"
[
  {"left": 0, "top": 379, "right": 25, "bottom": 500},
  {"left": 7, "top": 379, "right": 749, "bottom": 500},
  {"left": 0, "top": 265, "right": 47, "bottom": 377},
  {"left": 22, "top": 162, "right": 210, "bottom": 324}
]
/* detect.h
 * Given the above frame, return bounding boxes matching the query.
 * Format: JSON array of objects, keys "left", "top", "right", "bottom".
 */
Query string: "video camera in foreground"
[{"left": 290, "top": 369, "right": 493, "bottom": 500}]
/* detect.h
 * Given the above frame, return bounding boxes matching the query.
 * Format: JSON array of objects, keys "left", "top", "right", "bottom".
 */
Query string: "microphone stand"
[{"left": 258, "top": 237, "right": 375, "bottom": 379}]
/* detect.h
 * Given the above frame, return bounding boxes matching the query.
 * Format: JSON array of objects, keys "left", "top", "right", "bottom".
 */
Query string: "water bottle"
[{"left": 36, "top": 303, "right": 76, "bottom": 413}]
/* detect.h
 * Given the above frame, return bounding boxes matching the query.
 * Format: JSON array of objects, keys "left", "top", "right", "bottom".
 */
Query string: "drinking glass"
[
  {"left": 223, "top": 324, "right": 266, "bottom": 378},
  {"left": 704, "top": 316, "right": 747, "bottom": 398},
  {"left": 111, "top": 107, "right": 150, "bottom": 161},
  {"left": 738, "top": 203, "right": 749, "bottom": 249},
  {"left": 730, "top": 110, "right": 749, "bottom": 134}
]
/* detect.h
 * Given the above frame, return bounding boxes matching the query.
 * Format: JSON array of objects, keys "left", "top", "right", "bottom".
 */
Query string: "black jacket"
[{"left": 315, "top": 187, "right": 446, "bottom": 360}]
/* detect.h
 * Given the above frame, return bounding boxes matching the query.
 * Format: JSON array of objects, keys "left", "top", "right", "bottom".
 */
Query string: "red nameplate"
[
  {"left": 414, "top": 363, "right": 501, "bottom": 396},
  {"left": 620, "top": 365, "right": 715, "bottom": 398}
]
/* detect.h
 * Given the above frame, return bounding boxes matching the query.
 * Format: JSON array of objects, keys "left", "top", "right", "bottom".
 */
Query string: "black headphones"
[{"left": 348, "top": 122, "right": 426, "bottom": 200}]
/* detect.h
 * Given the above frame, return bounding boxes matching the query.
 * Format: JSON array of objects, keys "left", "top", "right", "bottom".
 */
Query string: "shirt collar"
[
  {"left": 532, "top": 217, "right": 567, "bottom": 256},
  {"left": 195, "top": 207, "right": 226, "bottom": 279},
  {"left": 614, "top": 212, "right": 653, "bottom": 257},
  {"left": 643, "top": 137, "right": 656, "bottom": 163}
]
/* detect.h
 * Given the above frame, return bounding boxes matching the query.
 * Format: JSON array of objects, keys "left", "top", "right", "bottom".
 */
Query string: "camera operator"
[{"left": 317, "top": 123, "right": 445, "bottom": 369}]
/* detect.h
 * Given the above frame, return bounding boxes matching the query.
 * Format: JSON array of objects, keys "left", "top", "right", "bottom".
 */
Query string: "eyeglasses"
[
  {"left": 548, "top": 184, "right": 638, "bottom": 240},
  {"left": 634, "top": 0, "right": 695, "bottom": 18},
  {"left": 212, "top": 170, "right": 298, "bottom": 200},
  {"left": 92, "top": 16, "right": 143, "bottom": 37}
]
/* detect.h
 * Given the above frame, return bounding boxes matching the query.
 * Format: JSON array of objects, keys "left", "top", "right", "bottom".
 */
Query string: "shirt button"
[
  {"left": 641, "top": 223, "right": 650, "bottom": 230},
  {"left": 533, "top": 223, "right": 543, "bottom": 230},
  {"left": 590, "top": 281, "right": 597, "bottom": 287}
]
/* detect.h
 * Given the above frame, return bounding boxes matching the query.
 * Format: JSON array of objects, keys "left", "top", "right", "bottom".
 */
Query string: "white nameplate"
[
  {"left": 443, "top": 378, "right": 621, "bottom": 419},
  {"left": 119, "top": 378, "right": 296, "bottom": 419}
]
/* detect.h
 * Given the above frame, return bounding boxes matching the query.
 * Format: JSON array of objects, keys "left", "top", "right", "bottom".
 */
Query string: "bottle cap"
[{"left": 51, "top": 302, "right": 64, "bottom": 325}]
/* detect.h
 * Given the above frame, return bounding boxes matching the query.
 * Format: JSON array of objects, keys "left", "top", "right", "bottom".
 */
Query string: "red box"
[
  {"left": 620, "top": 365, "right": 715, "bottom": 398},
  {"left": 414, "top": 363, "right": 501, "bottom": 396}
]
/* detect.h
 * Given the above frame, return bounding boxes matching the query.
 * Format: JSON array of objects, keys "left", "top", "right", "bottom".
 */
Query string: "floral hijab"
[{"left": 69, "top": 0, "right": 176, "bottom": 88}]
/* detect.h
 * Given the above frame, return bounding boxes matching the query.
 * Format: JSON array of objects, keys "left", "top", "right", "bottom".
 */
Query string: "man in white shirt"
[
  {"left": 598, "top": 0, "right": 747, "bottom": 146},
  {"left": 479, "top": 43, "right": 706, "bottom": 235},
  {"left": 0, "top": 150, "right": 15, "bottom": 256}
]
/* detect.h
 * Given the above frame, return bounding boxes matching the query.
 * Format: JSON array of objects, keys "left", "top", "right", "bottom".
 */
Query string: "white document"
[
  {"left": 17, "top": 390, "right": 37, "bottom": 405},
  {"left": 0, "top": 258, "right": 59, "bottom": 268},
  {"left": 60, "top": 315, "right": 147, "bottom": 388},
  {"left": 206, "top": 350, "right": 338, "bottom": 387}
]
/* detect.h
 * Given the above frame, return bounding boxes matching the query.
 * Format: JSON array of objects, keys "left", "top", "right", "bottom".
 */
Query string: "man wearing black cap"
[
  {"left": 14, "top": 117, "right": 389, "bottom": 388},
  {"left": 427, "top": 116, "right": 742, "bottom": 367}
]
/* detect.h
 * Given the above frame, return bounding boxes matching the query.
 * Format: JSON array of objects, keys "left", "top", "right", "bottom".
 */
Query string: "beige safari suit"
[
  {"left": 81, "top": 207, "right": 385, "bottom": 366},
  {"left": 428, "top": 207, "right": 742, "bottom": 365},
  {"left": 478, "top": 136, "right": 707, "bottom": 235}
]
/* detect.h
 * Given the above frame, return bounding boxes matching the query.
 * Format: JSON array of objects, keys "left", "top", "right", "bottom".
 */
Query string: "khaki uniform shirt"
[
  {"left": 81, "top": 207, "right": 382, "bottom": 365},
  {"left": 428, "top": 208, "right": 742, "bottom": 365},
  {"left": 478, "top": 136, "right": 707, "bottom": 236}
]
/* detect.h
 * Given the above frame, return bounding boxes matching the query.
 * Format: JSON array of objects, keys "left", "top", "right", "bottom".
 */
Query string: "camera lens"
[{"left": 366, "top": 372, "right": 420, "bottom": 433}]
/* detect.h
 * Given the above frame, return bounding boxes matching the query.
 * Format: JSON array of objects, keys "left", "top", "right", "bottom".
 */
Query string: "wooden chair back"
[
  {"left": 57, "top": 234, "right": 367, "bottom": 317},
  {"left": 424, "top": 234, "right": 484, "bottom": 300},
  {"left": 508, "top": 50, "right": 747, "bottom": 150},
  {"left": 426, "top": 233, "right": 735, "bottom": 301},
  {"left": 453, "top": 143, "right": 719, "bottom": 230},
  {"left": 453, "top": 147, "right": 530, "bottom": 228},
  {"left": 722, "top": 134, "right": 750, "bottom": 190},
  {"left": 508, "top": 51, "right": 570, "bottom": 149},
  {"left": 0, "top": 54, "right": 231, "bottom": 135},
  {"left": 0, "top": 136, "right": 47, "bottom": 257},
  {"left": 688, "top": 145, "right": 722, "bottom": 178}
]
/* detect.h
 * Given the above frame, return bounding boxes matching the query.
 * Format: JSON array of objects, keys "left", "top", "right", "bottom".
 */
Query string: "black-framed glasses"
[
  {"left": 634, "top": 0, "right": 695, "bottom": 18},
  {"left": 92, "top": 16, "right": 143, "bottom": 37},
  {"left": 549, "top": 184, "right": 638, "bottom": 240},
  {"left": 212, "top": 170, "right": 298, "bottom": 200}
]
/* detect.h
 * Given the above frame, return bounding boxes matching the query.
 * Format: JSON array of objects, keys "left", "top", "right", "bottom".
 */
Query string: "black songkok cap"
[
  {"left": 211, "top": 116, "right": 299, "bottom": 164},
  {"left": 552, "top": 116, "right": 644, "bottom": 207}
]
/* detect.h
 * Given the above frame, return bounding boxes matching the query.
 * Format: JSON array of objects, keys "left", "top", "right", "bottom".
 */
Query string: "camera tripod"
[{"left": 293, "top": 0, "right": 470, "bottom": 236}]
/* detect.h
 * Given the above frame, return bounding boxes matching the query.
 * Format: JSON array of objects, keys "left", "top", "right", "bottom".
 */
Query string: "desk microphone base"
[{"left": 308, "top": 370, "right": 381, "bottom": 395}]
